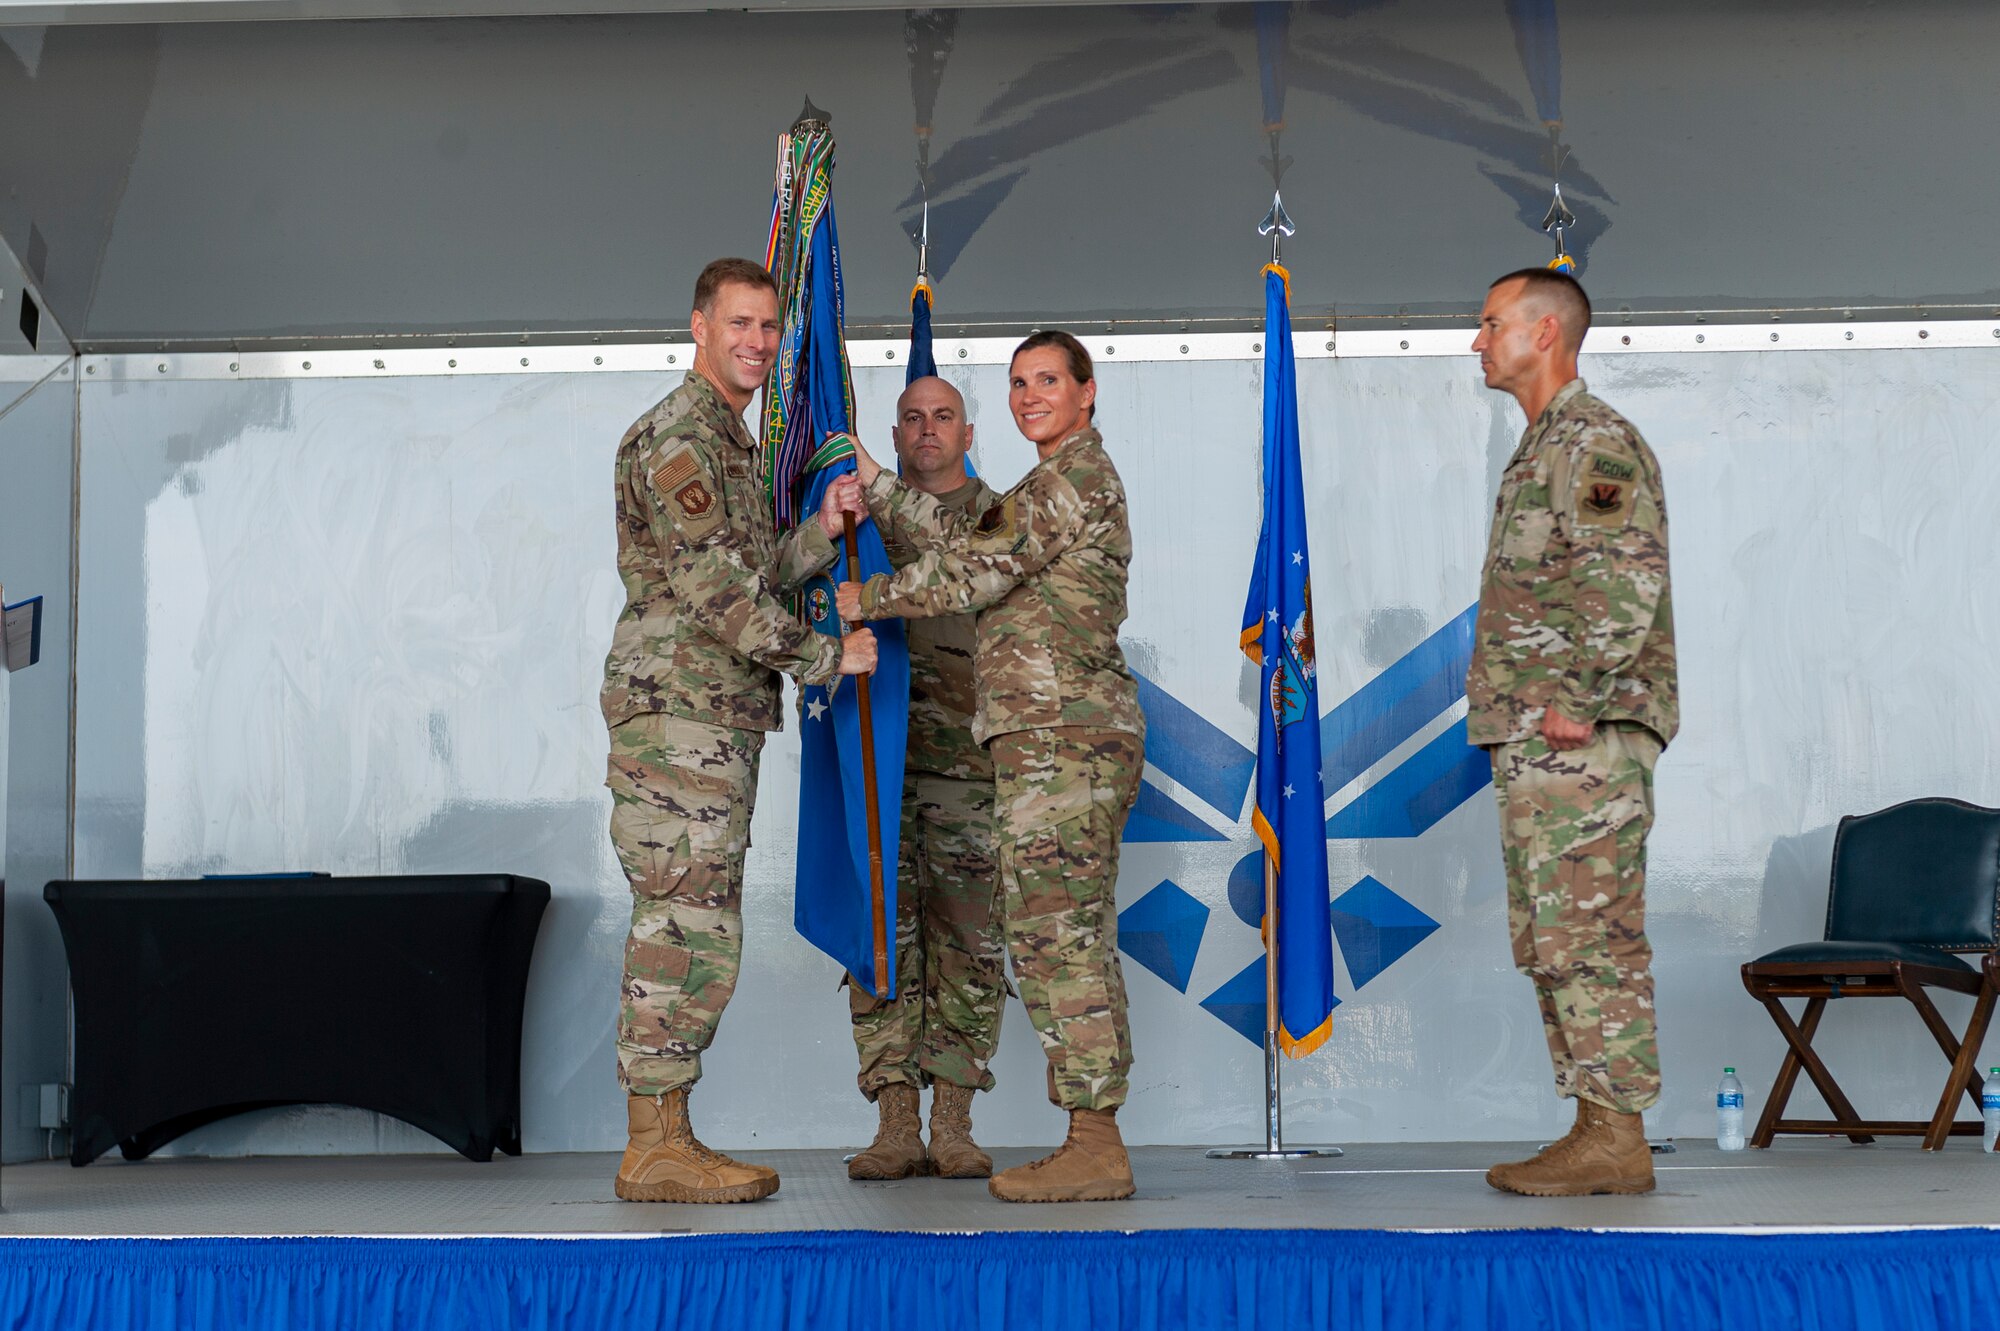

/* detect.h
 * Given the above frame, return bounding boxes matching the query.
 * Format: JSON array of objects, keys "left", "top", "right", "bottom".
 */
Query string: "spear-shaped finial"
[
  {"left": 792, "top": 95, "right": 831, "bottom": 131},
  {"left": 1259, "top": 190, "right": 1296, "bottom": 265}
]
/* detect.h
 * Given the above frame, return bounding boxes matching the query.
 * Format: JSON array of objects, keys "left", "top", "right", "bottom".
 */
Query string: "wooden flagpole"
[{"left": 842, "top": 512, "right": 890, "bottom": 993}]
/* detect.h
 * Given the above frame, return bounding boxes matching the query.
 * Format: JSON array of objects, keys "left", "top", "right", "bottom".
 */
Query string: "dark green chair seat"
[
  {"left": 1741, "top": 797, "right": 2000, "bottom": 1151},
  {"left": 1750, "top": 940, "right": 1976, "bottom": 973}
]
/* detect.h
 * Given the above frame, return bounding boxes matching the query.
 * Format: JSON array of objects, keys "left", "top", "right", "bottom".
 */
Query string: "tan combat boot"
[
  {"left": 927, "top": 1082, "right": 993, "bottom": 1179},
  {"left": 848, "top": 1083, "right": 929, "bottom": 1180},
  {"left": 989, "top": 1107, "right": 1135, "bottom": 1203},
  {"left": 1486, "top": 1100, "right": 1654, "bottom": 1197},
  {"left": 614, "top": 1089, "right": 779, "bottom": 1204}
]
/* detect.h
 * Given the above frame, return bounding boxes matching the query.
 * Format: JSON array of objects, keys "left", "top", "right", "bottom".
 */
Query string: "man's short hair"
[
  {"left": 1491, "top": 267, "right": 1592, "bottom": 344},
  {"left": 693, "top": 258, "right": 778, "bottom": 315}
]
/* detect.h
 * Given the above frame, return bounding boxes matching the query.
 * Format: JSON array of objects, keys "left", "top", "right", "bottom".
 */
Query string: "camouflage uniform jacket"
[
  {"left": 855, "top": 427, "right": 1144, "bottom": 747},
  {"left": 600, "top": 371, "right": 843, "bottom": 733},
  {"left": 885, "top": 476, "right": 997, "bottom": 780},
  {"left": 1467, "top": 378, "right": 1678, "bottom": 747}
]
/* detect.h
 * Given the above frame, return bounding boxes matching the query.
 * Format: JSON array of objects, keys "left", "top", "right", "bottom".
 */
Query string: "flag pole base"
[{"left": 1201, "top": 1028, "right": 1343, "bottom": 1160}]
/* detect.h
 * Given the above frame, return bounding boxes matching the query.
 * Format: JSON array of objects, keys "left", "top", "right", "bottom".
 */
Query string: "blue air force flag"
[{"left": 1238, "top": 262, "right": 1337, "bottom": 1057}]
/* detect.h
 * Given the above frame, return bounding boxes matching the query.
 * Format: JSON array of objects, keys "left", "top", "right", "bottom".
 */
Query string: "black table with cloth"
[{"left": 44, "top": 874, "right": 549, "bottom": 1166}]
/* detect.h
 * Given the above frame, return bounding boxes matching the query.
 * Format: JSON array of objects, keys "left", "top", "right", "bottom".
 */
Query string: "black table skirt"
[{"left": 45, "top": 874, "right": 549, "bottom": 1165}]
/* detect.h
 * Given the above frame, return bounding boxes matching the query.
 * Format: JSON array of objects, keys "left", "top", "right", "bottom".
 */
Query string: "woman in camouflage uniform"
[{"left": 837, "top": 331, "right": 1147, "bottom": 1203}]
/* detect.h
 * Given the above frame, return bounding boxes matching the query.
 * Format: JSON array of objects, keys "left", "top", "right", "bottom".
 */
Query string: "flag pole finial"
[
  {"left": 792, "top": 95, "right": 831, "bottom": 131},
  {"left": 1258, "top": 190, "right": 1296, "bottom": 265}
]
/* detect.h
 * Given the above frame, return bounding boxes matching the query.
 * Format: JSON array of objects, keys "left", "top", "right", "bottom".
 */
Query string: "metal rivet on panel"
[
  {"left": 957, "top": 348, "right": 967, "bottom": 358},
  {"left": 594, "top": 356, "right": 603, "bottom": 366},
  {"left": 1252, "top": 343, "right": 1262, "bottom": 353},
  {"left": 1324, "top": 341, "right": 1334, "bottom": 351},
  {"left": 1399, "top": 340, "right": 1409, "bottom": 350},
  {"left": 1993, "top": 328, "right": 2000, "bottom": 338},
  {"left": 1770, "top": 333, "right": 1779, "bottom": 342},
  {"left": 229, "top": 362, "right": 240, "bottom": 373},
  {"left": 1621, "top": 335, "right": 1631, "bottom": 345},
  {"left": 85, "top": 364, "right": 95, "bottom": 374},
  {"left": 157, "top": 363, "right": 166, "bottom": 373},
  {"left": 303, "top": 361, "right": 312, "bottom": 370},
  {"left": 448, "top": 359, "right": 458, "bottom": 368},
  {"left": 1918, "top": 329, "right": 1929, "bottom": 339},
  {"left": 668, "top": 355, "right": 676, "bottom": 364},
  {"left": 520, "top": 357, "right": 530, "bottom": 366},
  {"left": 373, "top": 359, "right": 385, "bottom": 370},
  {"left": 887, "top": 350, "right": 897, "bottom": 360},
  {"left": 1694, "top": 335, "right": 1705, "bottom": 344},
  {"left": 1845, "top": 331, "right": 1855, "bottom": 340},
  {"left": 1180, "top": 345, "right": 1189, "bottom": 354},
  {"left": 1104, "top": 345, "right": 1115, "bottom": 355}
]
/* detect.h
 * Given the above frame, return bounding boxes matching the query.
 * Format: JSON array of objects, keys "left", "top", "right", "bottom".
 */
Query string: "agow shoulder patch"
[{"left": 1576, "top": 452, "right": 1636, "bottom": 527}]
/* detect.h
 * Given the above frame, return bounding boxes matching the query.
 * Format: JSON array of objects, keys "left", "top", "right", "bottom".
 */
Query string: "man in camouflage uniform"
[
  {"left": 1467, "top": 268, "right": 1679, "bottom": 1197},
  {"left": 804, "top": 376, "right": 1009, "bottom": 1182},
  {"left": 602, "top": 257, "right": 877, "bottom": 1204}
]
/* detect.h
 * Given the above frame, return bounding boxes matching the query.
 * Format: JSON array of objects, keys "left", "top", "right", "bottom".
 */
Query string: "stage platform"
[
  {"left": 2, "top": 1139, "right": 1998, "bottom": 1329},
  {"left": 3, "top": 1137, "right": 1998, "bottom": 1235}
]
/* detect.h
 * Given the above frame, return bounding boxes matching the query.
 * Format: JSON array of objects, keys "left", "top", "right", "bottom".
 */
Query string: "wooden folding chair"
[{"left": 1740, "top": 797, "right": 2000, "bottom": 1151}]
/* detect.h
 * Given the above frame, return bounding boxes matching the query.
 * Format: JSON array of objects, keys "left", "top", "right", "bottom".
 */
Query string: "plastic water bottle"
[
  {"left": 1982, "top": 1068, "right": 2000, "bottom": 1152},
  {"left": 1716, "top": 1068, "right": 1745, "bottom": 1151}
]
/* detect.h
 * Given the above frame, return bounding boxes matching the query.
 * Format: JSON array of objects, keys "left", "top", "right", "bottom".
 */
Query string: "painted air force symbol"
[{"left": 808, "top": 584, "right": 833, "bottom": 626}]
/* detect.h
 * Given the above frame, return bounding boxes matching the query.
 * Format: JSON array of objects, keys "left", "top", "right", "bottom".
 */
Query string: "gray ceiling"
[{"left": 1, "top": 1, "right": 1995, "bottom": 349}]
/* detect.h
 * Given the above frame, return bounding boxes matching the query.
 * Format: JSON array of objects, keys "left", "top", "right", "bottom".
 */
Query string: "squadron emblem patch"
[
  {"left": 1577, "top": 451, "right": 1635, "bottom": 526},
  {"left": 975, "top": 498, "right": 1013, "bottom": 536},
  {"left": 1585, "top": 482, "right": 1624, "bottom": 513},
  {"left": 808, "top": 585, "right": 832, "bottom": 625},
  {"left": 675, "top": 480, "right": 714, "bottom": 518}
]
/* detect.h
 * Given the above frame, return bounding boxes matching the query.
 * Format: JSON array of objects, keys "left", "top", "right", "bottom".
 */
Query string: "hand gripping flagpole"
[{"left": 1208, "top": 179, "right": 1340, "bottom": 1164}]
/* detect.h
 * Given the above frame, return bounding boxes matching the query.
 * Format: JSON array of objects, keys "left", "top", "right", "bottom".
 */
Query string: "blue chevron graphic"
[
  {"left": 1325, "top": 717, "right": 1490, "bottom": 840},
  {"left": 1134, "top": 671, "right": 1255, "bottom": 822},
  {"left": 1125, "top": 780, "right": 1230, "bottom": 843},
  {"left": 1321, "top": 604, "right": 1478, "bottom": 794}
]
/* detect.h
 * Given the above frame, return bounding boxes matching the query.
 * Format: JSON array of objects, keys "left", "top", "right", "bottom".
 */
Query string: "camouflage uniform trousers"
[
  {"left": 606, "top": 711, "right": 763, "bottom": 1097},
  {"left": 988, "top": 727, "right": 1143, "bottom": 1112},
  {"left": 1490, "top": 721, "right": 1665, "bottom": 1114},
  {"left": 849, "top": 771, "right": 1007, "bottom": 1099}
]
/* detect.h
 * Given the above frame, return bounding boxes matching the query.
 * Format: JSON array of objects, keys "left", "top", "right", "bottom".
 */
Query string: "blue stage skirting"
[{"left": 2, "top": 1227, "right": 1997, "bottom": 1330}]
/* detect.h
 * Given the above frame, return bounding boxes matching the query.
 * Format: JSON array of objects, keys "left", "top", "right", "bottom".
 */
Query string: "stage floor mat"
[{"left": 5, "top": 1137, "right": 1997, "bottom": 1235}]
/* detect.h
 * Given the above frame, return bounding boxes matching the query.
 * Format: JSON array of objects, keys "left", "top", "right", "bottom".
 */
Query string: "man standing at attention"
[
  {"left": 602, "top": 257, "right": 876, "bottom": 1204},
  {"left": 826, "top": 376, "right": 1008, "bottom": 1182},
  {"left": 1468, "top": 269, "right": 1678, "bottom": 1197}
]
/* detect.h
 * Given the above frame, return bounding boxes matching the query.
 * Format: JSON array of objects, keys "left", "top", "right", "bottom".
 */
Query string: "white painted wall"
[{"left": 37, "top": 339, "right": 2000, "bottom": 1159}]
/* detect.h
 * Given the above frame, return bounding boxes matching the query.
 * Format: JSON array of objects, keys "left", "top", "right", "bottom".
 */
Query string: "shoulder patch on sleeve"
[
  {"left": 1575, "top": 450, "right": 1637, "bottom": 527},
  {"left": 975, "top": 496, "right": 1016, "bottom": 538},
  {"left": 648, "top": 440, "right": 725, "bottom": 542}
]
